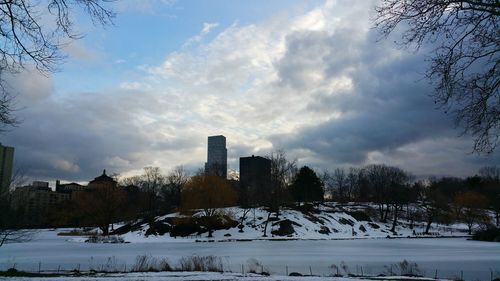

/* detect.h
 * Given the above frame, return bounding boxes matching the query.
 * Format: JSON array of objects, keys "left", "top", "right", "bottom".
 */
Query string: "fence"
[{"left": 2, "top": 259, "right": 499, "bottom": 281}]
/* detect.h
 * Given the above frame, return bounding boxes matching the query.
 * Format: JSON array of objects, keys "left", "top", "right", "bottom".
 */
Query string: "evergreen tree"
[{"left": 290, "top": 166, "right": 324, "bottom": 205}]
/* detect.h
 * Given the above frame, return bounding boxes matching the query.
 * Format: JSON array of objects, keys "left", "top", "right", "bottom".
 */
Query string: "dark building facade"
[
  {"left": 239, "top": 155, "right": 271, "bottom": 206},
  {"left": 205, "top": 135, "right": 227, "bottom": 178},
  {"left": 0, "top": 143, "right": 14, "bottom": 197}
]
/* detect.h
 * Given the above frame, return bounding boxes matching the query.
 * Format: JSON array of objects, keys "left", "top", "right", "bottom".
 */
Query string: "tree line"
[{"left": 1, "top": 151, "right": 499, "bottom": 239}]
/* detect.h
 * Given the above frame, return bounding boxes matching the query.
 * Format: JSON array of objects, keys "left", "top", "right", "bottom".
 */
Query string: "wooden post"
[
  {"left": 434, "top": 269, "right": 438, "bottom": 279},
  {"left": 461, "top": 270, "right": 463, "bottom": 280},
  {"left": 57, "top": 265, "right": 60, "bottom": 273},
  {"left": 361, "top": 266, "right": 363, "bottom": 276},
  {"left": 38, "top": 261, "right": 41, "bottom": 273},
  {"left": 286, "top": 265, "right": 288, "bottom": 276},
  {"left": 241, "top": 264, "right": 244, "bottom": 275},
  {"left": 309, "top": 266, "right": 312, "bottom": 276}
]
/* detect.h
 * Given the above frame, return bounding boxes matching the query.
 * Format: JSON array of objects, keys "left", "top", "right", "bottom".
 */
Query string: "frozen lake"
[{"left": 1, "top": 230, "right": 499, "bottom": 280}]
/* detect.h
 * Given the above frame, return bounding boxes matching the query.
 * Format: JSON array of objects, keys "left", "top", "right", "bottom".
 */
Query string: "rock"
[
  {"left": 318, "top": 226, "right": 331, "bottom": 235},
  {"left": 359, "top": 225, "right": 367, "bottom": 232},
  {"left": 271, "top": 219, "right": 296, "bottom": 236}
]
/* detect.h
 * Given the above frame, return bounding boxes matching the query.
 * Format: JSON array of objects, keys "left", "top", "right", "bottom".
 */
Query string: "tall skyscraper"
[
  {"left": 205, "top": 135, "right": 227, "bottom": 178},
  {"left": 0, "top": 143, "right": 14, "bottom": 197}
]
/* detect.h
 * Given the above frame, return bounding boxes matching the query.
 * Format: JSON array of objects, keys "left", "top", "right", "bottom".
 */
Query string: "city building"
[
  {"left": 0, "top": 143, "right": 14, "bottom": 197},
  {"left": 205, "top": 135, "right": 227, "bottom": 178},
  {"left": 55, "top": 180, "right": 86, "bottom": 199},
  {"left": 88, "top": 169, "right": 117, "bottom": 189},
  {"left": 239, "top": 155, "right": 271, "bottom": 206},
  {"left": 10, "top": 181, "right": 70, "bottom": 224}
]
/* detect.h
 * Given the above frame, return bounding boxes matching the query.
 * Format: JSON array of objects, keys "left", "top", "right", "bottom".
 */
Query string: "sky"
[{"left": 2, "top": 0, "right": 498, "bottom": 183}]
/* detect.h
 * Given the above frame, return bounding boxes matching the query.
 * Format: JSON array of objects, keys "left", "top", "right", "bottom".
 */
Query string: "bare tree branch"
[
  {"left": 0, "top": 0, "right": 115, "bottom": 128},
  {"left": 374, "top": 0, "right": 499, "bottom": 153}
]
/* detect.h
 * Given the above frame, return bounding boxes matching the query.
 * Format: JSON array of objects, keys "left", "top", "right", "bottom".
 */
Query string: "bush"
[
  {"left": 472, "top": 227, "right": 500, "bottom": 242},
  {"left": 170, "top": 217, "right": 202, "bottom": 237},
  {"left": 145, "top": 221, "right": 171, "bottom": 236},
  {"left": 58, "top": 228, "right": 97, "bottom": 236},
  {"left": 131, "top": 255, "right": 173, "bottom": 272},
  {"left": 178, "top": 256, "right": 223, "bottom": 272},
  {"left": 85, "top": 235, "right": 125, "bottom": 243},
  {"left": 384, "top": 260, "right": 422, "bottom": 277}
]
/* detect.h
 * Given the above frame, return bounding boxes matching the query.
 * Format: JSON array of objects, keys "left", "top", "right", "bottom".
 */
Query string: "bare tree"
[
  {"left": 0, "top": 0, "right": 114, "bottom": 127},
  {"left": 268, "top": 149, "right": 297, "bottom": 211},
  {"left": 479, "top": 165, "right": 500, "bottom": 181},
  {"left": 454, "top": 191, "right": 490, "bottom": 234},
  {"left": 262, "top": 149, "right": 297, "bottom": 237},
  {"left": 162, "top": 166, "right": 189, "bottom": 211},
  {"left": 332, "top": 168, "right": 348, "bottom": 202},
  {"left": 0, "top": 194, "right": 34, "bottom": 248},
  {"left": 0, "top": 229, "right": 33, "bottom": 247},
  {"left": 0, "top": 90, "right": 19, "bottom": 131},
  {"left": 420, "top": 183, "right": 449, "bottom": 234},
  {"left": 346, "top": 167, "right": 361, "bottom": 201},
  {"left": 374, "top": 0, "right": 499, "bottom": 153}
]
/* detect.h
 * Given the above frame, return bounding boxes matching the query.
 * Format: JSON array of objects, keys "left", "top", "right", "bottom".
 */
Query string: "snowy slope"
[{"left": 118, "top": 203, "right": 470, "bottom": 243}]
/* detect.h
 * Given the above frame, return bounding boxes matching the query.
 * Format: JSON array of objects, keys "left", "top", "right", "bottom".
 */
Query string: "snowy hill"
[{"left": 114, "top": 203, "right": 469, "bottom": 243}]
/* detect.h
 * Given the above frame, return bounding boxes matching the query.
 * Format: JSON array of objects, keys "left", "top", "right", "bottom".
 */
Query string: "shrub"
[
  {"left": 385, "top": 260, "right": 422, "bottom": 277},
  {"left": 85, "top": 235, "right": 125, "bottom": 243},
  {"left": 130, "top": 255, "right": 174, "bottom": 272},
  {"left": 178, "top": 256, "right": 223, "bottom": 272},
  {"left": 472, "top": 227, "right": 500, "bottom": 242}
]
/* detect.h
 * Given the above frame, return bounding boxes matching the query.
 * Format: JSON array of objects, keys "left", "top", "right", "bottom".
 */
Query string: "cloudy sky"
[{"left": 2, "top": 0, "right": 498, "bottom": 183}]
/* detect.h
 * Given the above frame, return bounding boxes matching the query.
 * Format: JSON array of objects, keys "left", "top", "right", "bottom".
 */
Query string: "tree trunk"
[
  {"left": 383, "top": 204, "right": 390, "bottom": 222},
  {"left": 378, "top": 204, "right": 384, "bottom": 221},
  {"left": 100, "top": 225, "right": 109, "bottom": 236},
  {"left": 262, "top": 211, "right": 271, "bottom": 237},
  {"left": 425, "top": 219, "right": 432, "bottom": 234},
  {"left": 391, "top": 205, "right": 398, "bottom": 232}
]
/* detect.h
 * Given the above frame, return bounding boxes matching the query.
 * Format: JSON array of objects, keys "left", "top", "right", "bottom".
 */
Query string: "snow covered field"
[
  {"left": 0, "top": 271, "right": 455, "bottom": 281},
  {"left": 1, "top": 229, "right": 499, "bottom": 281}
]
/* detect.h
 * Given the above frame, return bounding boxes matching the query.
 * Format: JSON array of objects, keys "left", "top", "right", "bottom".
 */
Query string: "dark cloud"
[{"left": 269, "top": 24, "right": 499, "bottom": 176}]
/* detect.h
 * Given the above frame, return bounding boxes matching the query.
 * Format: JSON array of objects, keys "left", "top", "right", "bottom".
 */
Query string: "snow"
[
  {"left": 1, "top": 230, "right": 499, "bottom": 281},
  {"left": 0, "top": 271, "right": 453, "bottom": 281},
  {"left": 117, "top": 204, "right": 470, "bottom": 243},
  {"left": 0, "top": 204, "right": 497, "bottom": 280}
]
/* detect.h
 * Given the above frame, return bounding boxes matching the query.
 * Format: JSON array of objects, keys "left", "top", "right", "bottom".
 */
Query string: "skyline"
[{"left": 1, "top": 0, "right": 499, "bottom": 182}]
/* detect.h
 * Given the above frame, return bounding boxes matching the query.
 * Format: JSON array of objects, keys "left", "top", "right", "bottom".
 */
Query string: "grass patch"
[{"left": 0, "top": 268, "right": 61, "bottom": 277}]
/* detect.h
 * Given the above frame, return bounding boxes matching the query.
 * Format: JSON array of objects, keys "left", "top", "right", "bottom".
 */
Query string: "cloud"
[
  {"left": 183, "top": 22, "right": 220, "bottom": 47},
  {"left": 2, "top": 0, "right": 498, "bottom": 182},
  {"left": 52, "top": 159, "right": 80, "bottom": 173}
]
